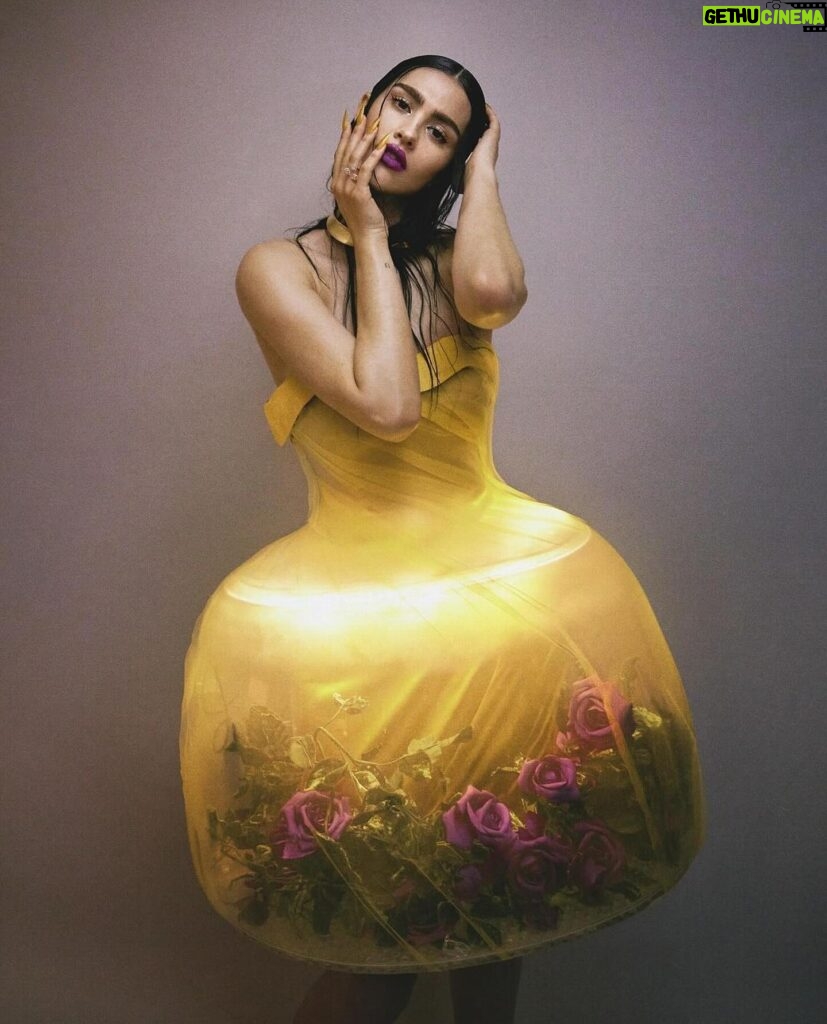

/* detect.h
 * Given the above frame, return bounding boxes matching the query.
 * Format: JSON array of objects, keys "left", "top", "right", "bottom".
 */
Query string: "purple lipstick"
[{"left": 380, "top": 142, "right": 407, "bottom": 171}]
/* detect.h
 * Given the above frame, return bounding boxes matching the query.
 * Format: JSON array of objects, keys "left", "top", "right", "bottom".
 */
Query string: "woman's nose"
[{"left": 394, "top": 124, "right": 416, "bottom": 148}]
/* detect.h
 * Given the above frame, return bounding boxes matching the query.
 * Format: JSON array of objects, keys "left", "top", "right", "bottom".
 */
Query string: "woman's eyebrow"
[{"left": 393, "top": 82, "right": 462, "bottom": 137}]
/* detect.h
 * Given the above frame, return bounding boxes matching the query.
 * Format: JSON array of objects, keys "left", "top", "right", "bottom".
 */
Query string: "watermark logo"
[{"left": 702, "top": 3, "right": 826, "bottom": 31}]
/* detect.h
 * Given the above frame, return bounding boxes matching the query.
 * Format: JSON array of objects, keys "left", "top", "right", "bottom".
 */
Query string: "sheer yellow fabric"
[{"left": 180, "top": 333, "right": 705, "bottom": 973}]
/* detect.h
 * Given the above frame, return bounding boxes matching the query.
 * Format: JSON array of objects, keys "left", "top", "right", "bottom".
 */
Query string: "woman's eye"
[{"left": 392, "top": 95, "right": 448, "bottom": 144}]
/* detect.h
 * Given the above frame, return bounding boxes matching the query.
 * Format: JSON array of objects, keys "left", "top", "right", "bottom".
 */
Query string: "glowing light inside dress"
[{"left": 226, "top": 541, "right": 588, "bottom": 629}]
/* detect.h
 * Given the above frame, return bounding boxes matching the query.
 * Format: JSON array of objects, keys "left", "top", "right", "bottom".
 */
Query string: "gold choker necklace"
[{"left": 326, "top": 213, "right": 354, "bottom": 247}]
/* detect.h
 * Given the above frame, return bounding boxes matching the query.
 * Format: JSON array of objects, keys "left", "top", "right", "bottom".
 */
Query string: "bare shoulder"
[
  {"left": 236, "top": 235, "right": 318, "bottom": 292},
  {"left": 234, "top": 235, "right": 332, "bottom": 387}
]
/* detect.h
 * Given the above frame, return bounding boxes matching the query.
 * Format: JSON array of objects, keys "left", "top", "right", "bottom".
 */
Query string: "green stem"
[
  {"left": 310, "top": 828, "right": 432, "bottom": 964},
  {"left": 597, "top": 681, "right": 667, "bottom": 877},
  {"left": 395, "top": 806, "right": 511, "bottom": 958},
  {"left": 313, "top": 726, "right": 357, "bottom": 764},
  {"left": 319, "top": 707, "right": 345, "bottom": 731},
  {"left": 313, "top": 725, "right": 440, "bottom": 778}
]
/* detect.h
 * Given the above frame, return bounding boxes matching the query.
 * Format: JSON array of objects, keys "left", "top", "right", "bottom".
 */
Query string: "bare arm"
[
  {"left": 452, "top": 104, "right": 528, "bottom": 330},
  {"left": 234, "top": 99, "right": 421, "bottom": 442}
]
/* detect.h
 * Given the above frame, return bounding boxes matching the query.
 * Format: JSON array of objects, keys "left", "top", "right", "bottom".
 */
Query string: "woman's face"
[{"left": 365, "top": 67, "right": 473, "bottom": 196}]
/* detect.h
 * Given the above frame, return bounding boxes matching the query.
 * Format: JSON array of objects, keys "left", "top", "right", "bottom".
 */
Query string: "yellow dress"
[{"left": 180, "top": 332, "right": 706, "bottom": 973}]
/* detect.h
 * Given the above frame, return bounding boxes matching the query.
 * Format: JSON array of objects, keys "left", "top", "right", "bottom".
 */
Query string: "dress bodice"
[
  {"left": 263, "top": 332, "right": 496, "bottom": 454},
  {"left": 263, "top": 333, "right": 498, "bottom": 509},
  {"left": 255, "top": 333, "right": 591, "bottom": 587}
]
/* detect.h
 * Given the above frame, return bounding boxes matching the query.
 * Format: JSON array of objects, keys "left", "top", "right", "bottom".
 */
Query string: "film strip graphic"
[{"left": 768, "top": 2, "right": 827, "bottom": 31}]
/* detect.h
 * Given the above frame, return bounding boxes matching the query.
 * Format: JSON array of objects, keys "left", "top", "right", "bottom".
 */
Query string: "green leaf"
[
  {"left": 633, "top": 706, "right": 664, "bottom": 732},
  {"left": 407, "top": 735, "right": 441, "bottom": 758},
  {"left": 236, "top": 744, "right": 270, "bottom": 768},
  {"left": 246, "top": 706, "right": 293, "bottom": 757},
  {"left": 364, "top": 786, "right": 408, "bottom": 807},
  {"left": 307, "top": 758, "right": 348, "bottom": 789},
  {"left": 333, "top": 692, "right": 369, "bottom": 715},
  {"left": 288, "top": 735, "right": 314, "bottom": 768},
  {"left": 396, "top": 750, "right": 432, "bottom": 780},
  {"left": 406, "top": 724, "right": 473, "bottom": 765}
]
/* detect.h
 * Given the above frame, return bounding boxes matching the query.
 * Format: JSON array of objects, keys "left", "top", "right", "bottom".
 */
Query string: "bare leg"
[
  {"left": 292, "top": 969, "right": 418, "bottom": 1024},
  {"left": 448, "top": 956, "right": 524, "bottom": 1024}
]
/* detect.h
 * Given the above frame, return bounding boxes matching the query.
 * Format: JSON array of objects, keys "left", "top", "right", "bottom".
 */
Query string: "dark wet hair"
[{"left": 288, "top": 55, "right": 489, "bottom": 391}]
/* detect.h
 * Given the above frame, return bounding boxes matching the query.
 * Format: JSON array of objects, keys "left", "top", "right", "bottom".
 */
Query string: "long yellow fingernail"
[
  {"left": 368, "top": 117, "right": 380, "bottom": 134},
  {"left": 375, "top": 132, "right": 392, "bottom": 149},
  {"left": 355, "top": 94, "right": 368, "bottom": 124},
  {"left": 341, "top": 108, "right": 349, "bottom": 131}
]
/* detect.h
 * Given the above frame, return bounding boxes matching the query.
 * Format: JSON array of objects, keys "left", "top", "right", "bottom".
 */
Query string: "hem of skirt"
[{"left": 222, "top": 860, "right": 695, "bottom": 975}]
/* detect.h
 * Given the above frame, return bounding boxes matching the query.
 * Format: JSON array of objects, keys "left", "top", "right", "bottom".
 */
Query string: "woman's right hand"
[{"left": 331, "top": 94, "right": 392, "bottom": 242}]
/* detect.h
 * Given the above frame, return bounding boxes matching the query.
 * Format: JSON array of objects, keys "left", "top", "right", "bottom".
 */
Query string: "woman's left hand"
[{"left": 463, "top": 103, "right": 500, "bottom": 184}]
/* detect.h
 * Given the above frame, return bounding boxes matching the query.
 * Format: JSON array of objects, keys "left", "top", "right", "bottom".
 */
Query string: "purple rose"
[
  {"left": 518, "top": 753, "right": 581, "bottom": 803},
  {"left": 271, "top": 789, "right": 352, "bottom": 860},
  {"left": 453, "top": 863, "right": 484, "bottom": 902},
  {"left": 505, "top": 834, "right": 573, "bottom": 901},
  {"left": 517, "top": 811, "right": 545, "bottom": 839},
  {"left": 404, "top": 894, "right": 459, "bottom": 947},
  {"left": 556, "top": 676, "right": 635, "bottom": 753},
  {"left": 452, "top": 852, "right": 500, "bottom": 902},
  {"left": 568, "top": 819, "right": 626, "bottom": 895},
  {"left": 442, "top": 785, "right": 517, "bottom": 851}
]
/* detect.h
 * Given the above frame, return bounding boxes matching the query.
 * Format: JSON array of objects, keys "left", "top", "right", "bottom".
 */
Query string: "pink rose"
[
  {"left": 568, "top": 819, "right": 626, "bottom": 895},
  {"left": 505, "top": 834, "right": 573, "bottom": 901},
  {"left": 442, "top": 785, "right": 517, "bottom": 851},
  {"left": 518, "top": 753, "right": 581, "bottom": 803},
  {"left": 271, "top": 789, "right": 352, "bottom": 860},
  {"left": 556, "top": 676, "right": 635, "bottom": 753}
]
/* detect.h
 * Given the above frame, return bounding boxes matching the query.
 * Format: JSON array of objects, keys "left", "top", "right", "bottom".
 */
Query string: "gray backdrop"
[{"left": 2, "top": 1, "right": 824, "bottom": 1021}]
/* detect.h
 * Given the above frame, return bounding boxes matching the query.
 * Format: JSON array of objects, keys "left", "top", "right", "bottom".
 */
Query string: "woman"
[
  {"left": 180, "top": 55, "right": 705, "bottom": 1024},
  {"left": 237, "top": 57, "right": 521, "bottom": 437}
]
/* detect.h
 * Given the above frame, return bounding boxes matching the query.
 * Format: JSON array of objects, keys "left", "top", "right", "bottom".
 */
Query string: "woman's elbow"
[
  {"left": 460, "top": 279, "right": 528, "bottom": 330},
  {"left": 370, "top": 406, "right": 421, "bottom": 443}
]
